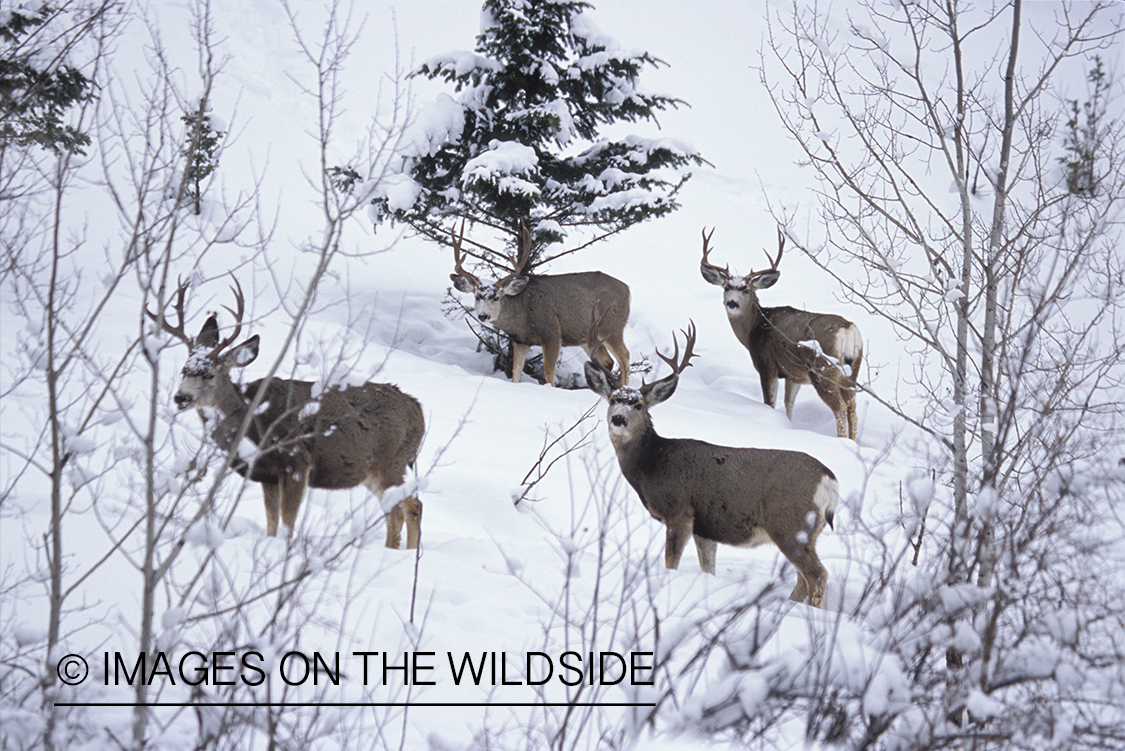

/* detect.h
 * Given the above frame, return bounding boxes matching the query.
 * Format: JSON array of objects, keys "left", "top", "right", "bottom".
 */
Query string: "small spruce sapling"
[{"left": 180, "top": 98, "right": 225, "bottom": 215}]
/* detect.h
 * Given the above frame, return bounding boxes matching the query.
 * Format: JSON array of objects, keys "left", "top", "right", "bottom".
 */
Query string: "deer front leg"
[
  {"left": 510, "top": 342, "right": 530, "bottom": 384},
  {"left": 759, "top": 369, "right": 778, "bottom": 408},
  {"left": 262, "top": 482, "right": 281, "bottom": 537},
  {"left": 663, "top": 515, "right": 694, "bottom": 570},
  {"left": 540, "top": 336, "right": 561, "bottom": 386},
  {"left": 279, "top": 471, "right": 309, "bottom": 538}
]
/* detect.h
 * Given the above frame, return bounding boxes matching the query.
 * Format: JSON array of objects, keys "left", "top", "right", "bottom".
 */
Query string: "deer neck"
[
  {"left": 204, "top": 378, "right": 259, "bottom": 453},
  {"left": 608, "top": 418, "right": 662, "bottom": 480},
  {"left": 726, "top": 293, "right": 766, "bottom": 350}
]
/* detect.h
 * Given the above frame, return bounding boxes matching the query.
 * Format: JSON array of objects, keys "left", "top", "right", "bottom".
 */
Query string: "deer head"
[
  {"left": 586, "top": 319, "right": 697, "bottom": 443},
  {"left": 147, "top": 279, "right": 257, "bottom": 410},
  {"left": 699, "top": 227, "right": 784, "bottom": 320},
  {"left": 449, "top": 220, "right": 532, "bottom": 324}
]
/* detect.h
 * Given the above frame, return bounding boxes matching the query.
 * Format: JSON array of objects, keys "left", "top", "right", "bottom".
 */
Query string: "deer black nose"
[
  {"left": 726, "top": 300, "right": 739, "bottom": 310},
  {"left": 610, "top": 414, "right": 627, "bottom": 428},
  {"left": 174, "top": 393, "right": 193, "bottom": 409},
  {"left": 477, "top": 312, "right": 490, "bottom": 322}
]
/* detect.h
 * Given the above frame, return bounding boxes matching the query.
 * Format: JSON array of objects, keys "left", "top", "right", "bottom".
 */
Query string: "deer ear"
[
  {"left": 643, "top": 375, "right": 678, "bottom": 406},
  {"left": 225, "top": 335, "right": 259, "bottom": 367},
  {"left": 751, "top": 270, "right": 780, "bottom": 290},
  {"left": 196, "top": 315, "right": 220, "bottom": 348},
  {"left": 584, "top": 362, "right": 615, "bottom": 398},
  {"left": 450, "top": 274, "right": 477, "bottom": 293},
  {"left": 503, "top": 276, "right": 530, "bottom": 296},
  {"left": 700, "top": 264, "right": 728, "bottom": 286}
]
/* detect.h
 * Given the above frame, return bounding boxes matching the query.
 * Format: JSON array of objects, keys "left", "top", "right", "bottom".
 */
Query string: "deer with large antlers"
[
  {"left": 450, "top": 222, "right": 631, "bottom": 387},
  {"left": 585, "top": 319, "right": 839, "bottom": 607},
  {"left": 700, "top": 227, "right": 863, "bottom": 440},
  {"left": 151, "top": 282, "right": 425, "bottom": 544}
]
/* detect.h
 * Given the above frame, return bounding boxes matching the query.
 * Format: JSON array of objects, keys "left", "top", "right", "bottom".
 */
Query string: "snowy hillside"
[{"left": 2, "top": 1, "right": 1123, "bottom": 750}]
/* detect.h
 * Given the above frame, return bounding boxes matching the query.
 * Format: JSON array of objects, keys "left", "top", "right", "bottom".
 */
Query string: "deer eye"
[{"left": 203, "top": 373, "right": 215, "bottom": 380}]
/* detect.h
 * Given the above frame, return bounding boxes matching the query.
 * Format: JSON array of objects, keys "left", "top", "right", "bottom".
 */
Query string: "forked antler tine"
[
  {"left": 450, "top": 219, "right": 481, "bottom": 287},
  {"left": 497, "top": 220, "right": 533, "bottom": 287},
  {"left": 747, "top": 227, "right": 787, "bottom": 278},
  {"left": 656, "top": 320, "right": 699, "bottom": 376},
  {"left": 145, "top": 277, "right": 193, "bottom": 347},
  {"left": 212, "top": 277, "right": 246, "bottom": 355},
  {"left": 700, "top": 227, "right": 730, "bottom": 280},
  {"left": 586, "top": 305, "right": 618, "bottom": 385},
  {"left": 756, "top": 226, "right": 786, "bottom": 274}
]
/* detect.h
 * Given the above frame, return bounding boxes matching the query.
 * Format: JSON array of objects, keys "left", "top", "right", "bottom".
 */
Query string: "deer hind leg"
[
  {"left": 402, "top": 496, "right": 422, "bottom": 549},
  {"left": 771, "top": 527, "right": 829, "bottom": 607},
  {"left": 760, "top": 374, "right": 777, "bottom": 408},
  {"left": 845, "top": 390, "right": 858, "bottom": 440},
  {"left": 365, "top": 475, "right": 422, "bottom": 550},
  {"left": 811, "top": 373, "right": 849, "bottom": 439},
  {"left": 694, "top": 535, "right": 717, "bottom": 574},
  {"left": 278, "top": 471, "right": 309, "bottom": 538},
  {"left": 781, "top": 547, "right": 828, "bottom": 607},
  {"left": 540, "top": 337, "right": 561, "bottom": 386},
  {"left": 262, "top": 482, "right": 281, "bottom": 537},
  {"left": 383, "top": 501, "right": 404, "bottom": 549},
  {"left": 385, "top": 496, "right": 422, "bottom": 549}
]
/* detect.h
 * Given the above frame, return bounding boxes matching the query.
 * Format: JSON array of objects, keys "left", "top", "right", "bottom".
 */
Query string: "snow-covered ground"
[{"left": 2, "top": 1, "right": 1122, "bottom": 749}]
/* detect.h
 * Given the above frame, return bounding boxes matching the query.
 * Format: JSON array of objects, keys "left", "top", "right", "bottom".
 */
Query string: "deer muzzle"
[
  {"left": 610, "top": 414, "right": 627, "bottom": 428},
  {"left": 174, "top": 392, "right": 194, "bottom": 409}
]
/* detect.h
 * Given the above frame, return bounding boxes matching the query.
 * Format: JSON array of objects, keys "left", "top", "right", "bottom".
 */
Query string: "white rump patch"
[
  {"left": 815, "top": 476, "right": 840, "bottom": 517},
  {"left": 835, "top": 325, "right": 863, "bottom": 364}
]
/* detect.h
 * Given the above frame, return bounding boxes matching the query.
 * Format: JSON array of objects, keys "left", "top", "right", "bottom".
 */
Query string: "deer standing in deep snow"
[
  {"left": 699, "top": 227, "right": 863, "bottom": 439},
  {"left": 152, "top": 282, "right": 425, "bottom": 544},
  {"left": 585, "top": 319, "right": 839, "bottom": 607},
  {"left": 450, "top": 222, "right": 631, "bottom": 387}
]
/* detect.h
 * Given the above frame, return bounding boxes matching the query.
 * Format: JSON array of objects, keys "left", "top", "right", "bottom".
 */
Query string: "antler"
[
  {"left": 450, "top": 219, "right": 481, "bottom": 287},
  {"left": 700, "top": 227, "right": 730, "bottom": 282},
  {"left": 210, "top": 277, "right": 245, "bottom": 356},
  {"left": 656, "top": 321, "right": 699, "bottom": 377},
  {"left": 586, "top": 305, "right": 616, "bottom": 382},
  {"left": 146, "top": 277, "right": 193, "bottom": 348},
  {"left": 496, "top": 221, "right": 533, "bottom": 287},
  {"left": 750, "top": 227, "right": 785, "bottom": 278}
]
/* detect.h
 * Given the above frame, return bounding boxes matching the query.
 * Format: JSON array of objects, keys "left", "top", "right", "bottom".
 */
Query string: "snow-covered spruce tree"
[
  {"left": 0, "top": 3, "right": 100, "bottom": 157},
  {"left": 371, "top": 0, "right": 705, "bottom": 268}
]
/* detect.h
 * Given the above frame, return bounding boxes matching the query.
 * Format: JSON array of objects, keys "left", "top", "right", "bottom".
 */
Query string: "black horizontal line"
[{"left": 54, "top": 702, "right": 655, "bottom": 708}]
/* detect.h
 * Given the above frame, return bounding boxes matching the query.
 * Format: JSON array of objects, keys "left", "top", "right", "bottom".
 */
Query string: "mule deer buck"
[
  {"left": 151, "top": 282, "right": 425, "bottom": 545},
  {"left": 700, "top": 227, "right": 863, "bottom": 439},
  {"left": 585, "top": 320, "right": 839, "bottom": 606},
  {"left": 450, "top": 222, "right": 631, "bottom": 387}
]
